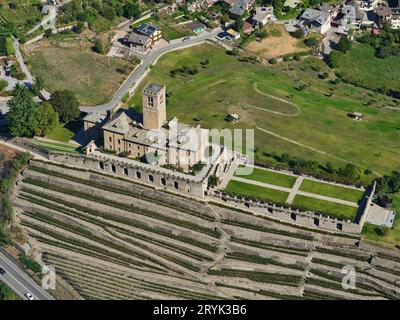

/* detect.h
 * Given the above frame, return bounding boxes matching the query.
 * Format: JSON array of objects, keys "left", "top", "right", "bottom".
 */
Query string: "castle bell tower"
[{"left": 142, "top": 83, "right": 166, "bottom": 130}]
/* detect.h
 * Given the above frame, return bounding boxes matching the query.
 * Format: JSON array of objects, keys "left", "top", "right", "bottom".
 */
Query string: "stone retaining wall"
[
  {"left": 212, "top": 191, "right": 361, "bottom": 234},
  {"left": 47, "top": 153, "right": 208, "bottom": 198}
]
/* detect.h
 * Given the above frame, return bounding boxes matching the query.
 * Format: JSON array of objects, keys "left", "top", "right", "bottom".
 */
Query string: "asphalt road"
[
  {"left": 0, "top": 252, "right": 54, "bottom": 300},
  {"left": 80, "top": 28, "right": 221, "bottom": 114}
]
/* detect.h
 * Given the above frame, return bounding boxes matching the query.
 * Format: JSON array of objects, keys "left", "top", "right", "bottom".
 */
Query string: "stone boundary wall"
[
  {"left": 47, "top": 153, "right": 208, "bottom": 198},
  {"left": 212, "top": 191, "right": 361, "bottom": 234},
  {"left": 357, "top": 181, "right": 377, "bottom": 232}
]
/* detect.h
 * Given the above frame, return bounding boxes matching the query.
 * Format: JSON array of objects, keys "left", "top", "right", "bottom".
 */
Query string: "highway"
[
  {"left": 80, "top": 28, "right": 221, "bottom": 114},
  {"left": 0, "top": 251, "right": 54, "bottom": 300}
]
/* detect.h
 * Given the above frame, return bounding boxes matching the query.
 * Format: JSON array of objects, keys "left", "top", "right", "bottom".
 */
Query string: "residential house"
[
  {"left": 355, "top": 0, "right": 379, "bottom": 11},
  {"left": 334, "top": 4, "right": 372, "bottom": 31},
  {"left": 300, "top": 8, "right": 332, "bottom": 34},
  {"left": 186, "top": 21, "right": 207, "bottom": 33},
  {"left": 252, "top": 6, "right": 273, "bottom": 27},
  {"left": 242, "top": 21, "right": 253, "bottom": 34},
  {"left": 135, "top": 23, "right": 162, "bottom": 44},
  {"left": 375, "top": 5, "right": 393, "bottom": 26},
  {"left": 226, "top": 28, "right": 241, "bottom": 40},
  {"left": 123, "top": 32, "right": 152, "bottom": 53},
  {"left": 318, "top": 3, "right": 339, "bottom": 18},
  {"left": 386, "top": 1, "right": 400, "bottom": 29},
  {"left": 229, "top": 0, "right": 256, "bottom": 16}
]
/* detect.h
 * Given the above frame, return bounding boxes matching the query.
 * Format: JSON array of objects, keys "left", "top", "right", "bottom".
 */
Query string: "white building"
[
  {"left": 252, "top": 6, "right": 274, "bottom": 27},
  {"left": 300, "top": 8, "right": 332, "bottom": 34}
]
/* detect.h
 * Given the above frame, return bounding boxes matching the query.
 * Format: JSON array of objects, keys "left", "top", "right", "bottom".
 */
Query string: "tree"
[
  {"left": 208, "top": 175, "right": 220, "bottom": 188},
  {"left": 0, "top": 79, "right": 8, "bottom": 92},
  {"left": 234, "top": 18, "right": 243, "bottom": 32},
  {"left": 49, "top": 90, "right": 80, "bottom": 123},
  {"left": 73, "top": 21, "right": 84, "bottom": 34},
  {"left": 44, "top": 28, "right": 53, "bottom": 38},
  {"left": 92, "top": 38, "right": 104, "bottom": 54},
  {"left": 34, "top": 102, "right": 59, "bottom": 136},
  {"left": 304, "top": 37, "right": 318, "bottom": 48},
  {"left": 7, "top": 84, "right": 39, "bottom": 137},
  {"left": 292, "top": 28, "right": 305, "bottom": 39},
  {"left": 122, "top": 2, "right": 141, "bottom": 19},
  {"left": 337, "top": 36, "right": 352, "bottom": 53},
  {"left": 31, "top": 75, "right": 44, "bottom": 95}
]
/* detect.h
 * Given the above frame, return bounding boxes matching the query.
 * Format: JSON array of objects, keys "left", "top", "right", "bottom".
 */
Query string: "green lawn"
[
  {"left": 362, "top": 194, "right": 400, "bottom": 248},
  {"left": 0, "top": 0, "right": 42, "bottom": 35},
  {"left": 31, "top": 140, "right": 79, "bottom": 154},
  {"left": 0, "top": 282, "right": 20, "bottom": 300},
  {"left": 330, "top": 43, "right": 400, "bottom": 96},
  {"left": 225, "top": 180, "right": 289, "bottom": 203},
  {"left": 131, "top": 43, "right": 400, "bottom": 177},
  {"left": 235, "top": 165, "right": 296, "bottom": 188},
  {"left": 299, "top": 179, "right": 364, "bottom": 203},
  {"left": 291, "top": 195, "right": 358, "bottom": 220},
  {"left": 46, "top": 120, "right": 82, "bottom": 143}
]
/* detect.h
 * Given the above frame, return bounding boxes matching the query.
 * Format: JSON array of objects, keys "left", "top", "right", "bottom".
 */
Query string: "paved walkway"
[
  {"left": 231, "top": 176, "right": 358, "bottom": 207},
  {"left": 286, "top": 176, "right": 303, "bottom": 204}
]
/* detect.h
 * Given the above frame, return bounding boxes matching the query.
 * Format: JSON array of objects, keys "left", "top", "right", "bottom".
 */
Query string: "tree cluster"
[
  {"left": 7, "top": 85, "right": 80, "bottom": 138},
  {"left": 59, "top": 0, "right": 142, "bottom": 27},
  {"left": 357, "top": 24, "right": 400, "bottom": 59}
]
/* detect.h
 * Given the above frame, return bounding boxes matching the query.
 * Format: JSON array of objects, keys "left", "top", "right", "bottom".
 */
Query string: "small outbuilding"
[
  {"left": 186, "top": 21, "right": 207, "bottom": 34},
  {"left": 227, "top": 113, "right": 240, "bottom": 122},
  {"left": 348, "top": 112, "right": 363, "bottom": 121},
  {"left": 83, "top": 140, "right": 97, "bottom": 155}
]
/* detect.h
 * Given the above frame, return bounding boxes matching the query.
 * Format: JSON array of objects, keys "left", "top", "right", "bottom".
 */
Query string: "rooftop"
[
  {"left": 136, "top": 23, "right": 161, "bottom": 37},
  {"left": 143, "top": 82, "right": 164, "bottom": 95},
  {"left": 126, "top": 32, "right": 150, "bottom": 45},
  {"left": 301, "top": 8, "right": 330, "bottom": 24}
]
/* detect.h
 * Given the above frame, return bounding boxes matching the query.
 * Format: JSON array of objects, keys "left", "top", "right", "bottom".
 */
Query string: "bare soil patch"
[{"left": 245, "top": 24, "right": 308, "bottom": 59}]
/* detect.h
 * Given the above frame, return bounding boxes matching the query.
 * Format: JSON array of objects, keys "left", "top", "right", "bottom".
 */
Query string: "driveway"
[{"left": 80, "top": 28, "right": 221, "bottom": 114}]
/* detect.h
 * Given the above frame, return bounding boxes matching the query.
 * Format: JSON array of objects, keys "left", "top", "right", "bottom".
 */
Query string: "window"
[
  {"left": 291, "top": 213, "right": 296, "bottom": 221},
  {"left": 161, "top": 177, "right": 166, "bottom": 186},
  {"left": 99, "top": 162, "right": 104, "bottom": 170},
  {"left": 314, "top": 218, "right": 319, "bottom": 227},
  {"left": 118, "top": 139, "right": 121, "bottom": 144},
  {"left": 149, "top": 175, "right": 154, "bottom": 183},
  {"left": 123, "top": 168, "right": 128, "bottom": 175},
  {"left": 174, "top": 181, "right": 179, "bottom": 189},
  {"left": 337, "top": 223, "right": 343, "bottom": 231},
  {"left": 111, "top": 165, "right": 116, "bottom": 173},
  {"left": 136, "top": 171, "right": 141, "bottom": 179},
  {"left": 109, "top": 137, "right": 112, "bottom": 142}
]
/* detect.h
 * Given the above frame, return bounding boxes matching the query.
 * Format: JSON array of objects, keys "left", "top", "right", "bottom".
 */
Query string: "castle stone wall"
[
  {"left": 212, "top": 191, "right": 361, "bottom": 234},
  {"left": 47, "top": 153, "right": 208, "bottom": 198}
]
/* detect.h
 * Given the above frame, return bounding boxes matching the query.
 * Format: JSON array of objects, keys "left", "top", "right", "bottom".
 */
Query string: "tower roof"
[{"left": 143, "top": 83, "right": 164, "bottom": 95}]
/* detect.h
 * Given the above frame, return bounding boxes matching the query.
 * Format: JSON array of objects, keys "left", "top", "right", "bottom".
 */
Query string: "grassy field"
[
  {"left": 24, "top": 39, "right": 137, "bottom": 105},
  {"left": 31, "top": 140, "right": 79, "bottom": 154},
  {"left": 131, "top": 43, "right": 400, "bottom": 177},
  {"left": 46, "top": 120, "right": 82, "bottom": 143},
  {"left": 362, "top": 194, "right": 400, "bottom": 248},
  {"left": 291, "top": 195, "right": 358, "bottom": 220},
  {"left": 0, "top": 281, "right": 20, "bottom": 300},
  {"left": 0, "top": 0, "right": 42, "bottom": 35},
  {"left": 235, "top": 165, "right": 296, "bottom": 188},
  {"left": 299, "top": 179, "right": 364, "bottom": 203},
  {"left": 329, "top": 43, "right": 400, "bottom": 96},
  {"left": 225, "top": 180, "right": 289, "bottom": 203}
]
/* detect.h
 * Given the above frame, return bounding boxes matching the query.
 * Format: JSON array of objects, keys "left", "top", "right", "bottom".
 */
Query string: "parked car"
[
  {"left": 24, "top": 292, "right": 34, "bottom": 300},
  {"left": 0, "top": 267, "right": 6, "bottom": 275},
  {"left": 182, "top": 37, "right": 190, "bottom": 42}
]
